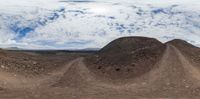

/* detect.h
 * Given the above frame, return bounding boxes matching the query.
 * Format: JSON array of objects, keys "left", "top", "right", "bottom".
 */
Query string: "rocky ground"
[{"left": 0, "top": 37, "right": 200, "bottom": 99}]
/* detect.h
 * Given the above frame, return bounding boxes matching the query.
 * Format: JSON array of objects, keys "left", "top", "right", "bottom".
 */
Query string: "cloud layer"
[{"left": 0, "top": 0, "right": 200, "bottom": 49}]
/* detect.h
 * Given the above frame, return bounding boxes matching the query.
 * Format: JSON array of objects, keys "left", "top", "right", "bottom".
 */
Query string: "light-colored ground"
[{"left": 0, "top": 44, "right": 200, "bottom": 99}]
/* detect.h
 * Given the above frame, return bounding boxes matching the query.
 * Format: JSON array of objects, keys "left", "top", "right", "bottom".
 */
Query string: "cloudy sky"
[{"left": 0, "top": 0, "right": 200, "bottom": 49}]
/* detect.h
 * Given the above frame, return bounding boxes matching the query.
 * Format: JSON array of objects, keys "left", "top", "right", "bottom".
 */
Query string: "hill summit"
[{"left": 85, "top": 37, "right": 166, "bottom": 80}]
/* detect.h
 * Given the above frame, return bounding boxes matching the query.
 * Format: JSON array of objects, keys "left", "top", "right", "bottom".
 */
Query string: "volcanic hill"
[
  {"left": 85, "top": 37, "right": 166, "bottom": 82},
  {"left": 0, "top": 36, "right": 200, "bottom": 99}
]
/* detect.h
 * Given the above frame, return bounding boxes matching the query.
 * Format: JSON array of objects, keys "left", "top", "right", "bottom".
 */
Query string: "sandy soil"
[{"left": 0, "top": 37, "right": 200, "bottom": 99}]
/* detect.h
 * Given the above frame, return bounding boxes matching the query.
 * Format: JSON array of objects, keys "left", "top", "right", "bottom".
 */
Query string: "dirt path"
[
  {"left": 172, "top": 45, "right": 200, "bottom": 83},
  {"left": 0, "top": 58, "right": 79, "bottom": 89},
  {"left": 0, "top": 44, "right": 200, "bottom": 99}
]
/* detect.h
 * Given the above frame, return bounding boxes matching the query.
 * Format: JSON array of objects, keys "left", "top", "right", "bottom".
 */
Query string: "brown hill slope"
[
  {"left": 0, "top": 37, "right": 200, "bottom": 98},
  {"left": 167, "top": 39, "right": 200, "bottom": 69},
  {"left": 53, "top": 38, "right": 200, "bottom": 98},
  {"left": 0, "top": 50, "right": 85, "bottom": 76},
  {"left": 85, "top": 37, "right": 166, "bottom": 81}
]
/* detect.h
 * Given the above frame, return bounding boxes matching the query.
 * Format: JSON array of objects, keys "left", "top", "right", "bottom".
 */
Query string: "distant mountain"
[
  {"left": 81, "top": 48, "right": 100, "bottom": 51},
  {"left": 3, "top": 47, "right": 23, "bottom": 50}
]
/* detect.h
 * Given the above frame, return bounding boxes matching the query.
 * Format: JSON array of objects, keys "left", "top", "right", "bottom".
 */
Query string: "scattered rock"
[
  {"left": 33, "top": 61, "right": 38, "bottom": 65},
  {"left": 1, "top": 65, "right": 5, "bottom": 69}
]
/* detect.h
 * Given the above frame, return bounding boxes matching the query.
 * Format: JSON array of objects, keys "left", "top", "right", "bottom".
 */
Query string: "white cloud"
[{"left": 0, "top": 0, "right": 200, "bottom": 49}]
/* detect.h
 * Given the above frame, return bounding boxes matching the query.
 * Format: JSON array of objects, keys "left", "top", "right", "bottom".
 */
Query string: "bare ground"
[{"left": 0, "top": 39, "right": 200, "bottom": 99}]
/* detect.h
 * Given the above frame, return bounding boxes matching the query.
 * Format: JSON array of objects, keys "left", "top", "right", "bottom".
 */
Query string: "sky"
[{"left": 0, "top": 0, "right": 200, "bottom": 49}]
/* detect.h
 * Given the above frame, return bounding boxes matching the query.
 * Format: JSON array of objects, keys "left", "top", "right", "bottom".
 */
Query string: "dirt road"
[{"left": 0, "top": 44, "right": 200, "bottom": 99}]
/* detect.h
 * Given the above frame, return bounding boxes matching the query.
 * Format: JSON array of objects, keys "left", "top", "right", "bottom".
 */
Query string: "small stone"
[
  {"left": 142, "top": 82, "right": 147, "bottom": 85},
  {"left": 185, "top": 85, "right": 189, "bottom": 88},
  {"left": 1, "top": 65, "right": 5, "bottom": 69},
  {"left": 33, "top": 61, "right": 37, "bottom": 65},
  {"left": 166, "top": 82, "right": 170, "bottom": 86}
]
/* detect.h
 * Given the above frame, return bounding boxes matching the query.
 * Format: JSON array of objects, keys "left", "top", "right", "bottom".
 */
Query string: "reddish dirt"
[{"left": 0, "top": 37, "right": 200, "bottom": 99}]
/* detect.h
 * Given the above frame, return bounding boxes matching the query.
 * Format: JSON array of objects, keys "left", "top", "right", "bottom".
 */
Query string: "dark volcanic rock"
[{"left": 85, "top": 37, "right": 166, "bottom": 81}]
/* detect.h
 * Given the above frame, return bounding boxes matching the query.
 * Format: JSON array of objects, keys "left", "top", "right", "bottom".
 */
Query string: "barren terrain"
[{"left": 0, "top": 37, "right": 200, "bottom": 99}]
